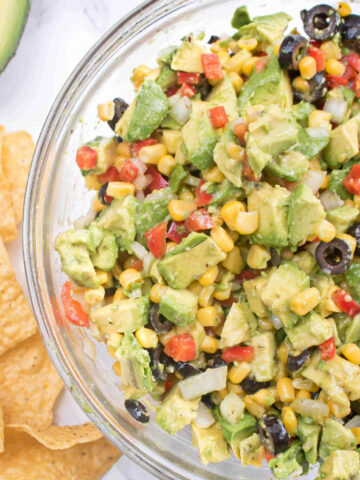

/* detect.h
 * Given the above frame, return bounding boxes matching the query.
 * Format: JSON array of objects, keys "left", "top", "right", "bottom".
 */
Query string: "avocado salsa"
[{"left": 56, "top": 3, "right": 360, "bottom": 478}]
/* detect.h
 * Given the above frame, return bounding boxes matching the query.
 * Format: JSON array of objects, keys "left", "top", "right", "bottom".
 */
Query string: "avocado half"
[{"left": 0, "top": 0, "right": 30, "bottom": 73}]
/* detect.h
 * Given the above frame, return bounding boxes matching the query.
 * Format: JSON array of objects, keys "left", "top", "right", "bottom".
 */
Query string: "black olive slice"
[
  {"left": 174, "top": 361, "right": 200, "bottom": 378},
  {"left": 270, "top": 248, "right": 282, "bottom": 267},
  {"left": 108, "top": 97, "right": 129, "bottom": 132},
  {"left": 241, "top": 376, "right": 271, "bottom": 394},
  {"left": 124, "top": 399, "right": 149, "bottom": 423},
  {"left": 294, "top": 71, "right": 328, "bottom": 103},
  {"left": 202, "top": 393, "right": 216, "bottom": 410},
  {"left": 315, "top": 238, "right": 352, "bottom": 275},
  {"left": 208, "top": 35, "right": 220, "bottom": 44},
  {"left": 148, "top": 304, "right": 173, "bottom": 334},
  {"left": 199, "top": 77, "right": 213, "bottom": 100},
  {"left": 301, "top": 5, "right": 341, "bottom": 41},
  {"left": 257, "top": 415, "right": 290, "bottom": 455},
  {"left": 149, "top": 344, "right": 169, "bottom": 381},
  {"left": 287, "top": 348, "right": 311, "bottom": 372},
  {"left": 278, "top": 35, "right": 308, "bottom": 70},
  {"left": 347, "top": 222, "right": 360, "bottom": 255},
  {"left": 98, "top": 182, "right": 111, "bottom": 205},
  {"left": 207, "top": 354, "right": 226, "bottom": 369},
  {"left": 341, "top": 14, "right": 360, "bottom": 53}
]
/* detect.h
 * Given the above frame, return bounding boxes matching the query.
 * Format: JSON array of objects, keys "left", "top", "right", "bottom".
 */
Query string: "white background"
[{"left": 0, "top": 1, "right": 156, "bottom": 478}]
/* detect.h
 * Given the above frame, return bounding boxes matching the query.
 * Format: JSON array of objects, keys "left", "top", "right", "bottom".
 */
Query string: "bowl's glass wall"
[{"left": 24, "top": 0, "right": 345, "bottom": 478}]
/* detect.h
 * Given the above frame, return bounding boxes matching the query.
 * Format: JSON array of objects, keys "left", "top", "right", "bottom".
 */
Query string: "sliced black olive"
[
  {"left": 315, "top": 238, "right": 352, "bottom": 275},
  {"left": 105, "top": 286, "right": 117, "bottom": 297},
  {"left": 301, "top": 5, "right": 341, "bottom": 41},
  {"left": 241, "top": 376, "right": 271, "bottom": 394},
  {"left": 257, "top": 415, "right": 290, "bottom": 455},
  {"left": 198, "top": 77, "right": 213, "bottom": 100},
  {"left": 287, "top": 348, "right": 311, "bottom": 372},
  {"left": 98, "top": 182, "right": 111, "bottom": 205},
  {"left": 207, "top": 354, "right": 226, "bottom": 369},
  {"left": 278, "top": 35, "right": 308, "bottom": 70},
  {"left": 312, "top": 390, "right": 320, "bottom": 400},
  {"left": 124, "top": 399, "right": 149, "bottom": 423},
  {"left": 341, "top": 14, "right": 360, "bottom": 53},
  {"left": 201, "top": 393, "right": 216, "bottom": 410},
  {"left": 270, "top": 248, "right": 282, "bottom": 267},
  {"left": 351, "top": 400, "right": 360, "bottom": 416},
  {"left": 107, "top": 97, "right": 129, "bottom": 132},
  {"left": 347, "top": 222, "right": 360, "bottom": 255},
  {"left": 174, "top": 361, "right": 200, "bottom": 378},
  {"left": 294, "top": 71, "right": 328, "bottom": 103},
  {"left": 148, "top": 304, "right": 173, "bottom": 334},
  {"left": 149, "top": 344, "right": 169, "bottom": 381},
  {"left": 208, "top": 35, "right": 220, "bottom": 44}
]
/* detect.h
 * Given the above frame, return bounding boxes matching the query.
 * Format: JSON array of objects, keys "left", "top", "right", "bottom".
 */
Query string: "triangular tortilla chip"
[
  {"left": 0, "top": 405, "right": 3, "bottom": 454},
  {"left": 0, "top": 127, "right": 17, "bottom": 242}
]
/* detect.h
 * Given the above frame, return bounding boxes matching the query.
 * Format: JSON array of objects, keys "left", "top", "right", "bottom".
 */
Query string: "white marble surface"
[{"left": 0, "top": 1, "right": 156, "bottom": 479}]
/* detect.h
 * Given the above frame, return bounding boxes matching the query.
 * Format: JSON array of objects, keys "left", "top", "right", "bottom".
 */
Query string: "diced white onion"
[
  {"left": 345, "top": 415, "right": 360, "bottom": 428},
  {"left": 131, "top": 156, "right": 147, "bottom": 175},
  {"left": 130, "top": 241, "right": 148, "bottom": 260},
  {"left": 291, "top": 399, "right": 329, "bottom": 423},
  {"left": 220, "top": 392, "right": 245, "bottom": 425},
  {"left": 73, "top": 207, "right": 97, "bottom": 229},
  {"left": 168, "top": 93, "right": 181, "bottom": 108},
  {"left": 320, "top": 190, "right": 344, "bottom": 211},
  {"left": 306, "top": 127, "right": 330, "bottom": 139},
  {"left": 194, "top": 402, "right": 215, "bottom": 429},
  {"left": 143, "top": 251, "right": 155, "bottom": 274},
  {"left": 136, "top": 190, "right": 145, "bottom": 201},
  {"left": 292, "top": 377, "right": 317, "bottom": 391},
  {"left": 219, "top": 32, "right": 230, "bottom": 41},
  {"left": 324, "top": 97, "right": 348, "bottom": 124},
  {"left": 270, "top": 314, "right": 283, "bottom": 330},
  {"left": 302, "top": 169, "right": 327, "bottom": 194},
  {"left": 230, "top": 117, "right": 247, "bottom": 128},
  {"left": 306, "top": 241, "right": 320, "bottom": 257},
  {"left": 179, "top": 366, "right": 228, "bottom": 400},
  {"left": 170, "top": 96, "right": 192, "bottom": 125},
  {"left": 134, "top": 173, "right": 152, "bottom": 191}
]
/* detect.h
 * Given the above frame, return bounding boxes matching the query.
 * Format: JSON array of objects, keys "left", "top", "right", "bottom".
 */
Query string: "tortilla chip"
[
  {"left": 0, "top": 332, "right": 63, "bottom": 425},
  {"left": 0, "top": 405, "right": 3, "bottom": 454},
  {"left": 2, "top": 130, "right": 34, "bottom": 224},
  {"left": 0, "top": 428, "right": 121, "bottom": 480},
  {"left": 0, "top": 127, "right": 17, "bottom": 242},
  {"left": 7, "top": 423, "right": 102, "bottom": 450},
  {"left": 0, "top": 236, "right": 37, "bottom": 356}
]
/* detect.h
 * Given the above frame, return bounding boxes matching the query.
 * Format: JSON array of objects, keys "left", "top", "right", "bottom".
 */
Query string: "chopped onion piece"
[
  {"left": 130, "top": 241, "right": 148, "bottom": 260},
  {"left": 134, "top": 173, "right": 152, "bottom": 191},
  {"left": 136, "top": 190, "right": 145, "bottom": 201},
  {"left": 270, "top": 314, "right": 283, "bottom": 330},
  {"left": 143, "top": 251, "right": 155, "bottom": 274},
  {"left": 194, "top": 402, "right": 215, "bottom": 429},
  {"left": 306, "top": 127, "right": 330, "bottom": 139},
  {"left": 306, "top": 241, "right": 320, "bottom": 257},
  {"left": 345, "top": 415, "right": 360, "bottom": 429},
  {"left": 171, "top": 96, "right": 192, "bottom": 125},
  {"left": 320, "top": 190, "right": 344, "bottom": 211},
  {"left": 179, "top": 366, "right": 228, "bottom": 400},
  {"left": 302, "top": 169, "right": 327, "bottom": 194},
  {"left": 220, "top": 392, "right": 245, "bottom": 424},
  {"left": 131, "top": 156, "right": 147, "bottom": 175},
  {"left": 230, "top": 117, "right": 247, "bottom": 128},
  {"left": 168, "top": 93, "right": 181, "bottom": 108},
  {"left": 291, "top": 399, "right": 329, "bottom": 423},
  {"left": 73, "top": 207, "right": 97, "bottom": 229},
  {"left": 324, "top": 97, "right": 348, "bottom": 124}
]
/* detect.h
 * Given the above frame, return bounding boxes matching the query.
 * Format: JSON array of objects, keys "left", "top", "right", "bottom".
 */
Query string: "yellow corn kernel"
[
  {"left": 85, "top": 175, "right": 101, "bottom": 191},
  {"left": 290, "top": 287, "right": 321, "bottom": 316},
  {"left": 228, "top": 39, "right": 240, "bottom": 54},
  {"left": 84, "top": 285, "right": 105, "bottom": 305},
  {"left": 299, "top": 56, "right": 317, "bottom": 80},
  {"left": 277, "top": 377, "right": 295, "bottom": 403},
  {"left": 156, "top": 130, "right": 182, "bottom": 154},
  {"left": 228, "top": 72, "right": 244, "bottom": 94},
  {"left": 324, "top": 285, "right": 342, "bottom": 313},
  {"left": 131, "top": 64, "right": 152, "bottom": 90},
  {"left": 351, "top": 427, "right": 360, "bottom": 444},
  {"left": 338, "top": 1, "right": 352, "bottom": 16},
  {"left": 244, "top": 395, "right": 265, "bottom": 418},
  {"left": 282, "top": 406, "right": 298, "bottom": 437},
  {"left": 224, "top": 49, "right": 252, "bottom": 74},
  {"left": 227, "top": 382, "right": 244, "bottom": 395},
  {"left": 196, "top": 306, "right": 218, "bottom": 327},
  {"left": 228, "top": 362, "right": 252, "bottom": 384},
  {"left": 218, "top": 49, "right": 231, "bottom": 66},
  {"left": 136, "top": 326, "right": 158, "bottom": 349},
  {"left": 309, "top": 110, "right": 332, "bottom": 130},
  {"left": 166, "top": 241, "right": 177, "bottom": 253},
  {"left": 113, "top": 288, "right": 126, "bottom": 302},
  {"left": 221, "top": 246, "right": 244, "bottom": 274},
  {"left": 113, "top": 155, "right": 127, "bottom": 171},
  {"left": 275, "top": 360, "right": 288, "bottom": 382},
  {"left": 242, "top": 56, "right": 260, "bottom": 77},
  {"left": 116, "top": 142, "right": 131, "bottom": 157},
  {"left": 258, "top": 317, "right": 275, "bottom": 331},
  {"left": 282, "top": 248, "right": 294, "bottom": 260},
  {"left": 315, "top": 219, "right": 337, "bottom": 243},
  {"left": 112, "top": 361, "right": 122, "bottom": 376},
  {"left": 213, "top": 284, "right": 232, "bottom": 301},
  {"left": 210, "top": 40, "right": 221, "bottom": 53},
  {"left": 354, "top": 195, "right": 360, "bottom": 209},
  {"left": 320, "top": 41, "right": 342, "bottom": 61},
  {"left": 296, "top": 389, "right": 311, "bottom": 400},
  {"left": 273, "top": 43, "right": 281, "bottom": 56},
  {"left": 178, "top": 189, "right": 194, "bottom": 201},
  {"left": 198, "top": 285, "right": 215, "bottom": 307},
  {"left": 200, "top": 335, "right": 219, "bottom": 354},
  {"left": 321, "top": 175, "right": 330, "bottom": 190},
  {"left": 292, "top": 76, "right": 310, "bottom": 93},
  {"left": 106, "top": 332, "right": 123, "bottom": 358},
  {"left": 228, "top": 230, "right": 239, "bottom": 242},
  {"left": 203, "top": 165, "right": 225, "bottom": 183},
  {"left": 337, "top": 233, "right": 357, "bottom": 255},
  {"left": 199, "top": 265, "right": 219, "bottom": 286},
  {"left": 158, "top": 328, "right": 176, "bottom": 346},
  {"left": 342, "top": 343, "right": 360, "bottom": 365},
  {"left": 96, "top": 269, "right": 111, "bottom": 285},
  {"left": 97, "top": 101, "right": 115, "bottom": 122},
  {"left": 217, "top": 388, "right": 229, "bottom": 400},
  {"left": 345, "top": 199, "right": 355, "bottom": 207},
  {"left": 149, "top": 283, "right": 167, "bottom": 303},
  {"left": 246, "top": 104, "right": 265, "bottom": 123},
  {"left": 221, "top": 200, "right": 246, "bottom": 230},
  {"left": 247, "top": 244, "right": 271, "bottom": 270},
  {"left": 325, "top": 58, "right": 346, "bottom": 76},
  {"left": 92, "top": 195, "right": 107, "bottom": 212},
  {"left": 309, "top": 157, "right": 322, "bottom": 171},
  {"left": 253, "top": 389, "right": 272, "bottom": 407},
  {"left": 139, "top": 143, "right": 167, "bottom": 164},
  {"left": 107, "top": 181, "right": 135, "bottom": 197},
  {"left": 328, "top": 401, "right": 350, "bottom": 419},
  {"left": 157, "top": 154, "right": 176, "bottom": 176},
  {"left": 210, "top": 226, "right": 234, "bottom": 253},
  {"left": 188, "top": 280, "right": 203, "bottom": 296},
  {"left": 235, "top": 211, "right": 259, "bottom": 235},
  {"left": 119, "top": 268, "right": 142, "bottom": 290},
  {"left": 238, "top": 37, "right": 258, "bottom": 51},
  {"left": 277, "top": 343, "right": 289, "bottom": 364},
  {"left": 168, "top": 199, "right": 197, "bottom": 221},
  {"left": 226, "top": 142, "right": 245, "bottom": 161}
]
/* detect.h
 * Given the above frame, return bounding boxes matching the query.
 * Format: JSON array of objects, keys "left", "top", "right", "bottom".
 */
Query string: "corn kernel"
[
  {"left": 337, "top": 233, "right": 357, "bottom": 255},
  {"left": 253, "top": 388, "right": 272, "bottom": 407},
  {"left": 157, "top": 154, "right": 177, "bottom": 176},
  {"left": 275, "top": 360, "right": 288, "bottom": 382},
  {"left": 178, "top": 189, "right": 194, "bottom": 201},
  {"left": 97, "top": 101, "right": 115, "bottom": 122},
  {"left": 217, "top": 388, "right": 229, "bottom": 400},
  {"left": 221, "top": 246, "right": 244, "bottom": 274},
  {"left": 242, "top": 56, "right": 259, "bottom": 77},
  {"left": 296, "top": 389, "right": 311, "bottom": 400},
  {"left": 277, "top": 343, "right": 289, "bottom": 364},
  {"left": 210, "top": 40, "right": 221, "bottom": 53},
  {"left": 221, "top": 200, "right": 246, "bottom": 230},
  {"left": 106, "top": 332, "right": 123, "bottom": 358},
  {"left": 244, "top": 395, "right": 265, "bottom": 418},
  {"left": 226, "top": 142, "right": 245, "bottom": 161},
  {"left": 113, "top": 288, "right": 126, "bottom": 302},
  {"left": 197, "top": 306, "right": 218, "bottom": 327},
  {"left": 325, "top": 58, "right": 346, "bottom": 76},
  {"left": 309, "top": 110, "right": 332, "bottom": 131},
  {"left": 247, "top": 244, "right": 271, "bottom": 270},
  {"left": 107, "top": 181, "right": 135, "bottom": 197},
  {"left": 210, "top": 226, "right": 234, "bottom": 253},
  {"left": 200, "top": 335, "right": 219, "bottom": 354},
  {"left": 228, "top": 72, "right": 244, "bottom": 94},
  {"left": 342, "top": 343, "right": 360, "bottom": 365},
  {"left": 228, "top": 39, "right": 240, "bottom": 53},
  {"left": 149, "top": 283, "right": 166, "bottom": 303},
  {"left": 84, "top": 285, "right": 105, "bottom": 305},
  {"left": 116, "top": 142, "right": 131, "bottom": 157},
  {"left": 166, "top": 241, "right": 177, "bottom": 252},
  {"left": 345, "top": 199, "right": 355, "bottom": 207},
  {"left": 258, "top": 317, "right": 274, "bottom": 331},
  {"left": 351, "top": 427, "right": 360, "bottom": 444},
  {"left": 131, "top": 64, "right": 152, "bottom": 90},
  {"left": 299, "top": 56, "right": 317, "bottom": 80},
  {"left": 277, "top": 377, "right": 295, "bottom": 403},
  {"left": 198, "top": 285, "right": 215, "bottom": 307},
  {"left": 218, "top": 49, "right": 231, "bottom": 66},
  {"left": 320, "top": 41, "right": 342, "bottom": 61},
  {"left": 92, "top": 195, "right": 106, "bottom": 212},
  {"left": 315, "top": 219, "right": 336, "bottom": 243},
  {"left": 235, "top": 211, "right": 259, "bottom": 235},
  {"left": 119, "top": 268, "right": 142, "bottom": 290},
  {"left": 273, "top": 43, "right": 281, "bottom": 56},
  {"left": 228, "top": 230, "right": 239, "bottom": 242},
  {"left": 324, "top": 285, "right": 342, "bottom": 313},
  {"left": 213, "top": 284, "right": 232, "bottom": 301},
  {"left": 168, "top": 199, "right": 197, "bottom": 221},
  {"left": 203, "top": 166, "right": 225, "bottom": 183},
  {"left": 224, "top": 49, "right": 252, "bottom": 74},
  {"left": 238, "top": 37, "right": 258, "bottom": 51},
  {"left": 112, "top": 361, "right": 122, "bottom": 376},
  {"left": 188, "top": 280, "right": 202, "bottom": 296},
  {"left": 156, "top": 130, "right": 182, "bottom": 154},
  {"left": 136, "top": 326, "right": 158, "bottom": 349},
  {"left": 320, "top": 175, "right": 330, "bottom": 189},
  {"left": 199, "top": 265, "right": 219, "bottom": 286},
  {"left": 158, "top": 328, "right": 176, "bottom": 346},
  {"left": 227, "top": 382, "right": 244, "bottom": 395},
  {"left": 246, "top": 104, "right": 265, "bottom": 123},
  {"left": 139, "top": 143, "right": 167, "bottom": 164},
  {"left": 85, "top": 175, "right": 101, "bottom": 191},
  {"left": 290, "top": 287, "right": 321, "bottom": 316},
  {"left": 228, "top": 362, "right": 252, "bottom": 384},
  {"left": 292, "top": 76, "right": 310, "bottom": 93},
  {"left": 328, "top": 401, "right": 350, "bottom": 419},
  {"left": 96, "top": 269, "right": 111, "bottom": 285},
  {"left": 282, "top": 406, "right": 298, "bottom": 437},
  {"left": 338, "top": 1, "right": 352, "bottom": 16},
  {"left": 354, "top": 195, "right": 360, "bottom": 209},
  {"left": 309, "top": 157, "right": 322, "bottom": 170}
]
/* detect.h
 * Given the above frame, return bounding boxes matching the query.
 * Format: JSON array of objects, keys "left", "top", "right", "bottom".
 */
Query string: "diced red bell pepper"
[
  {"left": 164, "top": 333, "right": 196, "bottom": 362},
  {"left": 177, "top": 71, "right": 201, "bottom": 84},
  {"left": 333, "top": 289, "right": 360, "bottom": 318},
  {"left": 348, "top": 52, "right": 360, "bottom": 72},
  {"left": 164, "top": 380, "right": 173, "bottom": 395},
  {"left": 76, "top": 146, "right": 97, "bottom": 170},
  {"left": 343, "top": 64, "right": 357, "bottom": 81},
  {"left": 167, "top": 221, "right": 189, "bottom": 244},
  {"left": 310, "top": 40, "right": 322, "bottom": 48},
  {"left": 178, "top": 82, "right": 196, "bottom": 98},
  {"left": 166, "top": 86, "right": 179, "bottom": 97},
  {"left": 309, "top": 46, "right": 326, "bottom": 72},
  {"left": 254, "top": 57, "right": 269, "bottom": 73},
  {"left": 235, "top": 269, "right": 260, "bottom": 284},
  {"left": 209, "top": 106, "right": 229, "bottom": 128},
  {"left": 243, "top": 154, "right": 260, "bottom": 181},
  {"left": 130, "top": 259, "right": 143, "bottom": 272},
  {"left": 327, "top": 74, "right": 348, "bottom": 88},
  {"left": 222, "top": 346, "right": 255, "bottom": 363},
  {"left": 265, "top": 451, "right": 276, "bottom": 463},
  {"left": 184, "top": 208, "right": 216, "bottom": 232},
  {"left": 61, "top": 282, "right": 89, "bottom": 327},
  {"left": 118, "top": 160, "right": 139, "bottom": 182},
  {"left": 145, "top": 221, "right": 167, "bottom": 259},
  {"left": 98, "top": 166, "right": 120, "bottom": 184},
  {"left": 233, "top": 123, "right": 248, "bottom": 146},
  {"left": 201, "top": 53, "right": 224, "bottom": 80},
  {"left": 353, "top": 74, "right": 360, "bottom": 97},
  {"left": 133, "top": 139, "right": 158, "bottom": 155},
  {"left": 343, "top": 164, "right": 360, "bottom": 195},
  {"left": 195, "top": 180, "right": 213, "bottom": 207},
  {"left": 146, "top": 166, "right": 169, "bottom": 192},
  {"left": 319, "top": 337, "right": 336, "bottom": 361}
]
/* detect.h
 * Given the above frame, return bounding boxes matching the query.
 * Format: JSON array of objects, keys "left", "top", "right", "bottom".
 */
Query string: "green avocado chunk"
[
  {"left": 243, "top": 276, "right": 269, "bottom": 318},
  {"left": 291, "top": 101, "right": 316, "bottom": 127},
  {"left": 82, "top": 136, "right": 118, "bottom": 175},
  {"left": 296, "top": 417, "right": 321, "bottom": 464},
  {"left": 235, "top": 12, "right": 291, "bottom": 49},
  {"left": 207, "top": 76, "right": 238, "bottom": 120},
  {"left": 158, "top": 232, "right": 226, "bottom": 289},
  {"left": 295, "top": 128, "right": 330, "bottom": 159},
  {"left": 156, "top": 64, "right": 177, "bottom": 91},
  {"left": 265, "top": 150, "right": 308, "bottom": 182},
  {"left": 327, "top": 205, "right": 359, "bottom": 234},
  {"left": 231, "top": 5, "right": 251, "bottom": 29},
  {"left": 159, "top": 287, "right": 198, "bottom": 326},
  {"left": 318, "top": 450, "right": 360, "bottom": 480},
  {"left": 345, "top": 263, "right": 360, "bottom": 304},
  {"left": 213, "top": 128, "right": 242, "bottom": 187},
  {"left": 323, "top": 114, "right": 360, "bottom": 169},
  {"left": 91, "top": 230, "right": 118, "bottom": 271},
  {"left": 269, "top": 440, "right": 308, "bottom": 480},
  {"left": 251, "top": 331, "right": 276, "bottom": 382},
  {"left": 115, "top": 79, "right": 169, "bottom": 141},
  {"left": 345, "top": 313, "right": 360, "bottom": 343},
  {"left": 285, "top": 312, "right": 334, "bottom": 350},
  {"left": 91, "top": 296, "right": 149, "bottom": 336},
  {"left": 220, "top": 302, "right": 254, "bottom": 348},
  {"left": 214, "top": 408, "right": 256, "bottom": 455},
  {"left": 191, "top": 422, "right": 231, "bottom": 465},
  {"left": 171, "top": 39, "right": 207, "bottom": 73},
  {"left": 209, "top": 179, "right": 245, "bottom": 206},
  {"left": 239, "top": 433, "right": 265, "bottom": 467},
  {"left": 169, "top": 164, "right": 187, "bottom": 193},
  {"left": 319, "top": 418, "right": 357, "bottom": 460}
]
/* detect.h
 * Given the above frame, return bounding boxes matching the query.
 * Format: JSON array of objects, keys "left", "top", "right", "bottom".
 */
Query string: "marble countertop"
[{"left": 0, "top": 1, "right": 156, "bottom": 479}]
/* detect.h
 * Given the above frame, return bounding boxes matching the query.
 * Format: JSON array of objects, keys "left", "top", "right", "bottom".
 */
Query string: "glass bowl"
[{"left": 23, "top": 0, "right": 345, "bottom": 478}]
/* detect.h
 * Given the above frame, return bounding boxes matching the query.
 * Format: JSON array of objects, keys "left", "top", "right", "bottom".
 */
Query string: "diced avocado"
[
  {"left": 155, "top": 129, "right": 182, "bottom": 154},
  {"left": 333, "top": 312, "right": 352, "bottom": 343},
  {"left": 269, "top": 440, "right": 307, "bottom": 480},
  {"left": 158, "top": 232, "right": 226, "bottom": 289},
  {"left": 236, "top": 12, "right": 291, "bottom": 50},
  {"left": 319, "top": 450, "right": 360, "bottom": 480},
  {"left": 323, "top": 114, "right": 360, "bottom": 169},
  {"left": 292, "top": 251, "right": 317, "bottom": 275},
  {"left": 346, "top": 314, "right": 360, "bottom": 343},
  {"left": 182, "top": 101, "right": 217, "bottom": 170},
  {"left": 312, "top": 273, "right": 336, "bottom": 318},
  {"left": 291, "top": 101, "right": 316, "bottom": 127},
  {"left": 214, "top": 407, "right": 256, "bottom": 457},
  {"left": 327, "top": 205, "right": 359, "bottom": 234},
  {"left": 239, "top": 433, "right": 264, "bottom": 467},
  {"left": 115, "top": 331, "right": 153, "bottom": 392},
  {"left": 248, "top": 183, "right": 290, "bottom": 248},
  {"left": 97, "top": 195, "right": 139, "bottom": 252},
  {"left": 207, "top": 76, "right": 238, "bottom": 119},
  {"left": 288, "top": 184, "right": 326, "bottom": 248},
  {"left": 265, "top": 150, "right": 308, "bottom": 182},
  {"left": 159, "top": 287, "right": 197, "bottom": 326},
  {"left": 191, "top": 422, "right": 230, "bottom": 465},
  {"left": 231, "top": 6, "right": 251, "bottom": 29},
  {"left": 213, "top": 128, "right": 242, "bottom": 187},
  {"left": 220, "top": 302, "right": 250, "bottom": 348},
  {"left": 251, "top": 332, "right": 276, "bottom": 382},
  {"left": 157, "top": 45, "right": 177, "bottom": 66},
  {"left": 319, "top": 418, "right": 357, "bottom": 460},
  {"left": 115, "top": 79, "right": 169, "bottom": 141},
  {"left": 297, "top": 417, "right": 321, "bottom": 464},
  {"left": 82, "top": 137, "right": 118, "bottom": 175},
  {"left": 329, "top": 160, "right": 360, "bottom": 201},
  {"left": 155, "top": 384, "right": 200, "bottom": 435},
  {"left": 295, "top": 128, "right": 330, "bottom": 159},
  {"left": 345, "top": 263, "right": 360, "bottom": 304},
  {"left": 261, "top": 262, "right": 310, "bottom": 327},
  {"left": 169, "top": 163, "right": 187, "bottom": 193},
  {"left": 161, "top": 114, "right": 182, "bottom": 130},
  {"left": 285, "top": 312, "right": 334, "bottom": 350},
  {"left": 135, "top": 187, "right": 174, "bottom": 243},
  {"left": 91, "top": 230, "right": 118, "bottom": 271},
  {"left": 171, "top": 39, "right": 207, "bottom": 73},
  {"left": 246, "top": 143, "right": 271, "bottom": 178},
  {"left": 321, "top": 354, "right": 360, "bottom": 401},
  {"left": 210, "top": 179, "right": 245, "bottom": 206},
  {"left": 243, "top": 276, "right": 269, "bottom": 318},
  {"left": 91, "top": 296, "right": 149, "bottom": 336},
  {"left": 156, "top": 64, "right": 177, "bottom": 91},
  {"left": 188, "top": 321, "right": 206, "bottom": 356}
]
